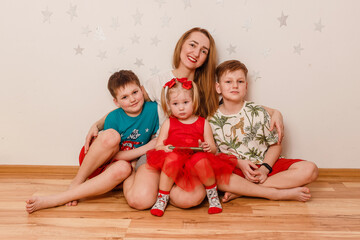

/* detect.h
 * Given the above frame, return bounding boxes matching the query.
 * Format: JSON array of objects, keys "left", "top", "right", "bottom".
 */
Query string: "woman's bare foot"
[
  {"left": 65, "top": 180, "right": 82, "bottom": 206},
  {"left": 222, "top": 192, "right": 241, "bottom": 203},
  {"left": 273, "top": 187, "right": 311, "bottom": 202}
]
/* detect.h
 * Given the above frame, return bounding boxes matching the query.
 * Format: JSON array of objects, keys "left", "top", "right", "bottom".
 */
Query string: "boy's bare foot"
[
  {"left": 222, "top": 192, "right": 241, "bottom": 203},
  {"left": 26, "top": 195, "right": 61, "bottom": 213},
  {"left": 273, "top": 187, "right": 311, "bottom": 202}
]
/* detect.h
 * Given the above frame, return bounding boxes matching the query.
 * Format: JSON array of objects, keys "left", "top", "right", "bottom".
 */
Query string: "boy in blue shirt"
[{"left": 26, "top": 70, "right": 159, "bottom": 213}]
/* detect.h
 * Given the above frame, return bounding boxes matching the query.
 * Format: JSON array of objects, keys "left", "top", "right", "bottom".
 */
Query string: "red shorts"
[
  {"left": 233, "top": 158, "right": 304, "bottom": 178},
  {"left": 79, "top": 146, "right": 119, "bottom": 179}
]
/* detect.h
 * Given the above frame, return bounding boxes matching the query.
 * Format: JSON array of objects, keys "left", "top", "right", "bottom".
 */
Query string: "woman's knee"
[
  {"left": 99, "top": 129, "right": 121, "bottom": 149},
  {"left": 125, "top": 189, "right": 157, "bottom": 210},
  {"left": 170, "top": 187, "right": 206, "bottom": 208}
]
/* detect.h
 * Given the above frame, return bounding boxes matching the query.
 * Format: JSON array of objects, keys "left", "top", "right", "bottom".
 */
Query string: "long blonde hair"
[
  {"left": 161, "top": 79, "right": 200, "bottom": 118},
  {"left": 172, "top": 27, "right": 218, "bottom": 118}
]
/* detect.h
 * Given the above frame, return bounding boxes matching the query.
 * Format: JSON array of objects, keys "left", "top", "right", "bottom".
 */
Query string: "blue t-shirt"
[{"left": 104, "top": 101, "right": 159, "bottom": 151}]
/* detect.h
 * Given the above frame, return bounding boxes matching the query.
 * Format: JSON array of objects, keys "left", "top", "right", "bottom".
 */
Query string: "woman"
[{"left": 82, "top": 27, "right": 284, "bottom": 209}]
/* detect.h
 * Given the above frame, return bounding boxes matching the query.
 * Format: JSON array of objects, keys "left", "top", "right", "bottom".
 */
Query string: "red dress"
[{"left": 147, "top": 116, "right": 237, "bottom": 191}]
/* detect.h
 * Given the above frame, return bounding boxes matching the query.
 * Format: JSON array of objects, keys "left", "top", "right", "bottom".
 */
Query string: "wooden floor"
[{"left": 0, "top": 166, "right": 359, "bottom": 240}]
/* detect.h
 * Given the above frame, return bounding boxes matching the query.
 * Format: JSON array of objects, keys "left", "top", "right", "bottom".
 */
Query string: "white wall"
[{"left": 1, "top": 0, "right": 359, "bottom": 168}]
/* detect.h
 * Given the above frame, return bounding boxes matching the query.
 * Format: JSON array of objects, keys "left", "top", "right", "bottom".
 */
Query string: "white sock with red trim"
[
  {"left": 150, "top": 190, "right": 170, "bottom": 217},
  {"left": 206, "top": 183, "right": 222, "bottom": 214}
]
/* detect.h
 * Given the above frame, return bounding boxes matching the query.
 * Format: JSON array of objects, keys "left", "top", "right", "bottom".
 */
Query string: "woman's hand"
[
  {"left": 269, "top": 109, "right": 284, "bottom": 144},
  {"left": 237, "top": 160, "right": 259, "bottom": 183}
]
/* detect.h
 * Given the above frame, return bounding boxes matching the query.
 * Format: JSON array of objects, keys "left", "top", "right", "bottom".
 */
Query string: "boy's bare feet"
[{"left": 222, "top": 192, "right": 241, "bottom": 203}]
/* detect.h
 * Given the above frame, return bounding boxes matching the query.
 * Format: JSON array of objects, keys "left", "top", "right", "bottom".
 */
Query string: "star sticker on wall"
[
  {"left": 293, "top": 43, "right": 304, "bottom": 55},
  {"left": 67, "top": 4, "right": 77, "bottom": 21},
  {"left": 314, "top": 19, "right": 325, "bottom": 32},
  {"left": 250, "top": 71, "right": 261, "bottom": 82},
  {"left": 155, "top": 0, "right": 166, "bottom": 8},
  {"left": 132, "top": 9, "right": 143, "bottom": 25},
  {"left": 262, "top": 48, "right": 271, "bottom": 58},
  {"left": 131, "top": 34, "right": 140, "bottom": 44},
  {"left": 278, "top": 11, "right": 288, "bottom": 27},
  {"left": 226, "top": 44, "right": 236, "bottom": 55},
  {"left": 74, "top": 45, "right": 84, "bottom": 55},
  {"left": 151, "top": 36, "right": 161, "bottom": 46},
  {"left": 134, "top": 58, "right": 144, "bottom": 67},
  {"left": 150, "top": 66, "right": 160, "bottom": 75},
  {"left": 94, "top": 26, "right": 106, "bottom": 41},
  {"left": 242, "top": 18, "right": 252, "bottom": 32},
  {"left": 97, "top": 51, "right": 107, "bottom": 60},
  {"left": 82, "top": 26, "right": 91, "bottom": 37},
  {"left": 161, "top": 14, "right": 171, "bottom": 28},
  {"left": 110, "top": 17, "right": 120, "bottom": 30},
  {"left": 216, "top": 0, "right": 224, "bottom": 6},
  {"left": 41, "top": 7, "right": 52, "bottom": 23},
  {"left": 183, "top": 0, "right": 191, "bottom": 9},
  {"left": 118, "top": 47, "right": 126, "bottom": 55}
]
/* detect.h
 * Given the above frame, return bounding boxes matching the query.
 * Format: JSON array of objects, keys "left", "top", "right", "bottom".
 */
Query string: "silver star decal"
[
  {"left": 134, "top": 58, "right": 144, "bottom": 67},
  {"left": 262, "top": 48, "right": 271, "bottom": 58},
  {"left": 216, "top": 0, "right": 224, "bottom": 6},
  {"left": 293, "top": 43, "right": 304, "bottom": 55},
  {"left": 94, "top": 26, "right": 106, "bottom": 41},
  {"left": 118, "top": 47, "right": 126, "bottom": 55},
  {"left": 242, "top": 18, "right": 252, "bottom": 32},
  {"left": 150, "top": 66, "right": 160, "bottom": 75},
  {"left": 67, "top": 4, "right": 77, "bottom": 21},
  {"left": 82, "top": 26, "right": 91, "bottom": 37},
  {"left": 183, "top": 0, "right": 191, "bottom": 9},
  {"left": 42, "top": 7, "right": 52, "bottom": 23},
  {"left": 74, "top": 45, "right": 84, "bottom": 55},
  {"left": 155, "top": 0, "right": 166, "bottom": 8},
  {"left": 97, "top": 51, "right": 107, "bottom": 60},
  {"left": 145, "top": 128, "right": 149, "bottom": 132},
  {"left": 110, "top": 17, "right": 120, "bottom": 30},
  {"left": 133, "top": 9, "right": 143, "bottom": 25},
  {"left": 226, "top": 44, "right": 236, "bottom": 55},
  {"left": 314, "top": 19, "right": 325, "bottom": 32},
  {"left": 131, "top": 34, "right": 140, "bottom": 44},
  {"left": 151, "top": 36, "right": 161, "bottom": 46},
  {"left": 278, "top": 11, "right": 288, "bottom": 27},
  {"left": 250, "top": 71, "right": 261, "bottom": 82},
  {"left": 161, "top": 14, "right": 171, "bottom": 28}
]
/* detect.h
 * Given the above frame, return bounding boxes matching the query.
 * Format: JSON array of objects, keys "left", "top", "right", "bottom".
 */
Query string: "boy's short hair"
[
  {"left": 216, "top": 60, "right": 248, "bottom": 82},
  {"left": 108, "top": 70, "right": 141, "bottom": 98}
]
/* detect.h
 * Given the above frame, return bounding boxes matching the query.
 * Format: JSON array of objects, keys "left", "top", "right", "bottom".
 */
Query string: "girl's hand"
[
  {"left": 144, "top": 138, "right": 157, "bottom": 151},
  {"left": 84, "top": 124, "right": 99, "bottom": 154},
  {"left": 156, "top": 144, "right": 173, "bottom": 152},
  {"left": 198, "top": 139, "right": 211, "bottom": 152},
  {"left": 269, "top": 110, "right": 284, "bottom": 144},
  {"left": 253, "top": 166, "right": 269, "bottom": 184},
  {"left": 237, "top": 160, "right": 260, "bottom": 183}
]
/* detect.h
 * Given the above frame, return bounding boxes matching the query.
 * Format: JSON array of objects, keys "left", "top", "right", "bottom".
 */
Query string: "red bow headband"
[{"left": 163, "top": 78, "right": 192, "bottom": 90}]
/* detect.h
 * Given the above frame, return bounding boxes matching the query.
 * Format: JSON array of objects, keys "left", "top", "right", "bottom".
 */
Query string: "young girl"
[{"left": 147, "top": 78, "right": 237, "bottom": 217}]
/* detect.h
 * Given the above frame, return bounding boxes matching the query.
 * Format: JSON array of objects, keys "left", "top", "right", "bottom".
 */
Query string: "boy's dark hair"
[
  {"left": 215, "top": 60, "right": 248, "bottom": 82},
  {"left": 108, "top": 70, "right": 141, "bottom": 98}
]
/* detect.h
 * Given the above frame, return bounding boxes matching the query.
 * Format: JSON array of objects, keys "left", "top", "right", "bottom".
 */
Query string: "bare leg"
[
  {"left": 218, "top": 173, "right": 311, "bottom": 203},
  {"left": 26, "top": 160, "right": 132, "bottom": 213},
  {"left": 170, "top": 183, "right": 206, "bottom": 209},
  {"left": 123, "top": 163, "right": 160, "bottom": 210},
  {"left": 67, "top": 129, "right": 120, "bottom": 206},
  {"left": 261, "top": 161, "right": 318, "bottom": 189}
]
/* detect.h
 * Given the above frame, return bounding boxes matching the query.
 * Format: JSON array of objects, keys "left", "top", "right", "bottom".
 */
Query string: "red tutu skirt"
[{"left": 147, "top": 148, "right": 237, "bottom": 192}]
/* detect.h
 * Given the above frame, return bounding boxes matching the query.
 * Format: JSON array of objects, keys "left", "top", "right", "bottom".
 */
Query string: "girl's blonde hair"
[
  {"left": 172, "top": 27, "right": 218, "bottom": 118},
  {"left": 161, "top": 79, "right": 200, "bottom": 117}
]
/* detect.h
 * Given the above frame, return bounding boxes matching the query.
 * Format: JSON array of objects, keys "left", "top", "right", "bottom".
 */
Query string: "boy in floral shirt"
[{"left": 209, "top": 60, "right": 318, "bottom": 202}]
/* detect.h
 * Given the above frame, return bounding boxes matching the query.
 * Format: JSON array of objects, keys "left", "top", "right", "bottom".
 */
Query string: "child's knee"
[
  {"left": 99, "top": 129, "right": 121, "bottom": 149},
  {"left": 303, "top": 161, "right": 319, "bottom": 183}
]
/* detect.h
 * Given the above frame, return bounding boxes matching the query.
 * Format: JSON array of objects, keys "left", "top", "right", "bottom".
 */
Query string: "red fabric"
[
  {"left": 233, "top": 158, "right": 304, "bottom": 177},
  {"left": 79, "top": 145, "right": 119, "bottom": 179},
  {"left": 147, "top": 117, "right": 237, "bottom": 191}
]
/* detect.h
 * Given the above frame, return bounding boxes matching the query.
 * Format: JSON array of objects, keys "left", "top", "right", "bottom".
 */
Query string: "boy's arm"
[
  {"left": 201, "top": 120, "right": 217, "bottom": 154},
  {"left": 262, "top": 106, "right": 284, "bottom": 144},
  {"left": 256, "top": 144, "right": 282, "bottom": 184},
  {"left": 113, "top": 137, "right": 157, "bottom": 161},
  {"left": 84, "top": 113, "right": 109, "bottom": 153}
]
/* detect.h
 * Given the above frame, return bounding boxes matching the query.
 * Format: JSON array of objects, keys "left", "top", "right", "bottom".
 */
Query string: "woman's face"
[{"left": 179, "top": 31, "right": 210, "bottom": 71}]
